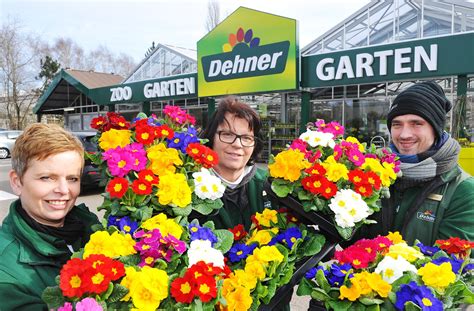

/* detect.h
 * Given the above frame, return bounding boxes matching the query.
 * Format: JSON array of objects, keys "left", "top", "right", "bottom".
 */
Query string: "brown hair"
[
  {"left": 201, "top": 96, "right": 263, "bottom": 165},
  {"left": 11, "top": 123, "right": 84, "bottom": 179}
]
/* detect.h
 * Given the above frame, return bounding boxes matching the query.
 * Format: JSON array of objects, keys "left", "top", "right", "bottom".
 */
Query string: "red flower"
[
  {"left": 193, "top": 274, "right": 217, "bottom": 302},
  {"left": 137, "top": 169, "right": 159, "bottom": 185},
  {"left": 155, "top": 124, "right": 174, "bottom": 140},
  {"left": 304, "top": 163, "right": 326, "bottom": 176},
  {"left": 348, "top": 169, "right": 367, "bottom": 185},
  {"left": 59, "top": 258, "right": 89, "bottom": 298},
  {"left": 229, "top": 224, "right": 247, "bottom": 241},
  {"left": 108, "top": 113, "right": 130, "bottom": 129},
  {"left": 91, "top": 116, "right": 106, "bottom": 131},
  {"left": 85, "top": 254, "right": 125, "bottom": 281},
  {"left": 365, "top": 171, "right": 382, "bottom": 190},
  {"left": 132, "top": 179, "right": 153, "bottom": 195},
  {"left": 106, "top": 177, "right": 129, "bottom": 198},
  {"left": 187, "top": 261, "right": 223, "bottom": 278},
  {"left": 334, "top": 244, "right": 377, "bottom": 269},
  {"left": 171, "top": 276, "right": 195, "bottom": 304},
  {"left": 436, "top": 237, "right": 474, "bottom": 257},
  {"left": 200, "top": 147, "right": 219, "bottom": 168},
  {"left": 354, "top": 183, "right": 373, "bottom": 197},
  {"left": 318, "top": 179, "right": 338, "bottom": 199},
  {"left": 302, "top": 175, "right": 325, "bottom": 194},
  {"left": 135, "top": 125, "right": 156, "bottom": 145}
]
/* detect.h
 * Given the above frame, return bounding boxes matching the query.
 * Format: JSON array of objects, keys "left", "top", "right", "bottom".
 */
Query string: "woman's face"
[
  {"left": 9, "top": 151, "right": 83, "bottom": 227},
  {"left": 213, "top": 113, "right": 255, "bottom": 182}
]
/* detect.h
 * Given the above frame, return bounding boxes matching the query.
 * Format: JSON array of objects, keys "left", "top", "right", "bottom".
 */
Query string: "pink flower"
[
  {"left": 347, "top": 149, "right": 365, "bottom": 166},
  {"left": 103, "top": 146, "right": 135, "bottom": 177},
  {"left": 58, "top": 302, "right": 73, "bottom": 311},
  {"left": 75, "top": 297, "right": 103, "bottom": 311},
  {"left": 289, "top": 139, "right": 312, "bottom": 159}
]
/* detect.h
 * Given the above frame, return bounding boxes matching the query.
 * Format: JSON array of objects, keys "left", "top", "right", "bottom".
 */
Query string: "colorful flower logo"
[{"left": 223, "top": 27, "right": 260, "bottom": 52}]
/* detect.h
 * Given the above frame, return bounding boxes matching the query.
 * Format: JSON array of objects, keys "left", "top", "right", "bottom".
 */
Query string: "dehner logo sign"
[
  {"left": 316, "top": 44, "right": 438, "bottom": 81},
  {"left": 201, "top": 28, "right": 289, "bottom": 82}
]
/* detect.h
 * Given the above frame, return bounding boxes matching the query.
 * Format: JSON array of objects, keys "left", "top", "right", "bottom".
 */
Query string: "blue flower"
[
  {"left": 463, "top": 263, "right": 474, "bottom": 274},
  {"left": 167, "top": 130, "right": 199, "bottom": 153},
  {"left": 328, "top": 263, "right": 353, "bottom": 287},
  {"left": 305, "top": 265, "right": 327, "bottom": 279},
  {"left": 395, "top": 281, "right": 443, "bottom": 310},
  {"left": 107, "top": 215, "right": 121, "bottom": 227},
  {"left": 431, "top": 255, "right": 464, "bottom": 274},
  {"left": 228, "top": 243, "right": 257, "bottom": 263},
  {"left": 281, "top": 227, "right": 303, "bottom": 249},
  {"left": 118, "top": 216, "right": 138, "bottom": 235},
  {"left": 188, "top": 224, "right": 218, "bottom": 245},
  {"left": 417, "top": 242, "right": 441, "bottom": 256}
]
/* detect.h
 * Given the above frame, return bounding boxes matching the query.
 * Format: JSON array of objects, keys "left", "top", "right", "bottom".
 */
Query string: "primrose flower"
[
  {"left": 254, "top": 208, "right": 278, "bottom": 227},
  {"left": 395, "top": 281, "right": 443, "bottom": 311},
  {"left": 98, "top": 129, "right": 132, "bottom": 151},
  {"left": 329, "top": 189, "right": 371, "bottom": 228},
  {"left": 187, "top": 239, "right": 225, "bottom": 268},
  {"left": 299, "top": 129, "right": 336, "bottom": 148},
  {"left": 417, "top": 262, "right": 456, "bottom": 291},
  {"left": 386, "top": 242, "right": 424, "bottom": 262},
  {"left": 268, "top": 149, "right": 310, "bottom": 182},
  {"left": 193, "top": 169, "right": 225, "bottom": 200},
  {"left": 375, "top": 255, "right": 417, "bottom": 284}
]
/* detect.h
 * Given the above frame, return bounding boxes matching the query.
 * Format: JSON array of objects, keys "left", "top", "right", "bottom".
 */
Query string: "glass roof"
[
  {"left": 302, "top": 0, "right": 474, "bottom": 56},
  {"left": 124, "top": 43, "right": 197, "bottom": 83}
]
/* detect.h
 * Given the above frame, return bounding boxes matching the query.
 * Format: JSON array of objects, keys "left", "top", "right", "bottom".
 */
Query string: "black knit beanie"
[{"left": 387, "top": 81, "right": 452, "bottom": 139}]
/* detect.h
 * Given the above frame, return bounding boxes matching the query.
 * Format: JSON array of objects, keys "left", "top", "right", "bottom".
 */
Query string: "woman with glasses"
[{"left": 198, "top": 96, "right": 273, "bottom": 230}]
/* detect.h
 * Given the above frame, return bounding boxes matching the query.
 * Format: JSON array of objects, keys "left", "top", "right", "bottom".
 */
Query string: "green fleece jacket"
[{"left": 0, "top": 201, "right": 99, "bottom": 311}]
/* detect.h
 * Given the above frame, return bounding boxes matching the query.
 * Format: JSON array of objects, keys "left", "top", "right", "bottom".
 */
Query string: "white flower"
[
  {"left": 187, "top": 239, "right": 225, "bottom": 268},
  {"left": 329, "top": 189, "right": 371, "bottom": 228},
  {"left": 299, "top": 130, "right": 335, "bottom": 148},
  {"left": 193, "top": 168, "right": 225, "bottom": 200},
  {"left": 374, "top": 255, "right": 417, "bottom": 284}
]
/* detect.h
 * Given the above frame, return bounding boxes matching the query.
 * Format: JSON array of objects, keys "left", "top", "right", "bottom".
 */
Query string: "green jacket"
[
  {"left": 389, "top": 166, "right": 474, "bottom": 246},
  {"left": 0, "top": 200, "right": 99, "bottom": 311},
  {"left": 195, "top": 167, "right": 272, "bottom": 231}
]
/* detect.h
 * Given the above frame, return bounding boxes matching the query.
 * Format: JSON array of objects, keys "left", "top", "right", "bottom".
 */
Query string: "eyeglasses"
[{"left": 217, "top": 131, "right": 256, "bottom": 147}]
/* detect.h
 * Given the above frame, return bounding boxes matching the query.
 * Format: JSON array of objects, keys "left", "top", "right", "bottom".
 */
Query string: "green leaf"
[
  {"left": 301, "top": 234, "right": 326, "bottom": 256},
  {"left": 119, "top": 254, "right": 141, "bottom": 266},
  {"left": 327, "top": 299, "right": 353, "bottom": 311},
  {"left": 193, "top": 202, "right": 214, "bottom": 215},
  {"left": 336, "top": 225, "right": 355, "bottom": 240},
  {"left": 404, "top": 301, "right": 422, "bottom": 311},
  {"left": 298, "top": 190, "right": 312, "bottom": 201},
  {"left": 315, "top": 269, "right": 331, "bottom": 293},
  {"left": 213, "top": 229, "right": 234, "bottom": 254},
  {"left": 41, "top": 286, "right": 65, "bottom": 309},
  {"left": 271, "top": 180, "right": 294, "bottom": 197},
  {"left": 108, "top": 283, "right": 129, "bottom": 303},
  {"left": 359, "top": 297, "right": 384, "bottom": 306},
  {"left": 310, "top": 288, "right": 331, "bottom": 301},
  {"left": 297, "top": 277, "right": 315, "bottom": 296},
  {"left": 172, "top": 204, "right": 192, "bottom": 216}
]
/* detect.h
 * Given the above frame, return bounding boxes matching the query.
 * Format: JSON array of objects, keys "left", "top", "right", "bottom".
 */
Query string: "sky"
[{"left": 1, "top": 0, "right": 371, "bottom": 63}]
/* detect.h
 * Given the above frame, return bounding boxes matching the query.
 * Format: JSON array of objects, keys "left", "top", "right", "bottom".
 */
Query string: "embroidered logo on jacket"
[{"left": 417, "top": 209, "right": 436, "bottom": 223}]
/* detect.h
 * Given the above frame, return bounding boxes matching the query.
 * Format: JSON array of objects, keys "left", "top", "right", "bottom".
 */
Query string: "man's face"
[
  {"left": 9, "top": 151, "right": 83, "bottom": 227},
  {"left": 390, "top": 114, "right": 436, "bottom": 155},
  {"left": 213, "top": 113, "right": 255, "bottom": 182}
]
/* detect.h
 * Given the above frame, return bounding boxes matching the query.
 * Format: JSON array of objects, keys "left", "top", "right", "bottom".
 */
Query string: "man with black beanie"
[{"left": 359, "top": 81, "right": 474, "bottom": 248}]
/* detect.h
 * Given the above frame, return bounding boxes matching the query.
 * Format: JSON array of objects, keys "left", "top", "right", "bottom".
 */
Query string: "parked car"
[
  {"left": 0, "top": 131, "right": 22, "bottom": 159},
  {"left": 71, "top": 131, "right": 102, "bottom": 191}
]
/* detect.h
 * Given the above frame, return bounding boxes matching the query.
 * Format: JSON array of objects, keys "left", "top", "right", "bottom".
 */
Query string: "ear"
[{"left": 9, "top": 170, "right": 23, "bottom": 196}]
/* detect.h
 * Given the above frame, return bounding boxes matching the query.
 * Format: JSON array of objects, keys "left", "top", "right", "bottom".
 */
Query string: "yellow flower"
[
  {"left": 224, "top": 286, "right": 253, "bottom": 311},
  {"left": 345, "top": 136, "right": 365, "bottom": 152},
  {"left": 230, "top": 269, "right": 258, "bottom": 291},
  {"left": 157, "top": 173, "right": 191, "bottom": 208},
  {"left": 247, "top": 228, "right": 278, "bottom": 246},
  {"left": 99, "top": 129, "right": 132, "bottom": 151},
  {"left": 255, "top": 208, "right": 278, "bottom": 227},
  {"left": 418, "top": 262, "right": 456, "bottom": 291},
  {"left": 366, "top": 272, "right": 391, "bottom": 298},
  {"left": 244, "top": 261, "right": 266, "bottom": 280},
  {"left": 120, "top": 266, "right": 138, "bottom": 301},
  {"left": 110, "top": 231, "right": 137, "bottom": 256},
  {"left": 339, "top": 281, "right": 362, "bottom": 301},
  {"left": 268, "top": 149, "right": 310, "bottom": 182},
  {"left": 129, "top": 266, "right": 169, "bottom": 310},
  {"left": 322, "top": 155, "right": 349, "bottom": 182},
  {"left": 147, "top": 143, "right": 183, "bottom": 176},
  {"left": 386, "top": 231, "right": 405, "bottom": 244},
  {"left": 247, "top": 245, "right": 284, "bottom": 265},
  {"left": 386, "top": 242, "right": 424, "bottom": 262},
  {"left": 141, "top": 213, "right": 183, "bottom": 239}
]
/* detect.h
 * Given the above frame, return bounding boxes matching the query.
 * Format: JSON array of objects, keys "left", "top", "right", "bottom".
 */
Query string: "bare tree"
[
  {"left": 205, "top": 1, "right": 221, "bottom": 32},
  {"left": 0, "top": 18, "right": 42, "bottom": 129}
]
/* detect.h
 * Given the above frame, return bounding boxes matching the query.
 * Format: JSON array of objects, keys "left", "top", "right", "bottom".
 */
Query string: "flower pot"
[
  {"left": 308, "top": 299, "right": 328, "bottom": 311},
  {"left": 459, "top": 147, "right": 474, "bottom": 176},
  {"left": 263, "top": 181, "right": 357, "bottom": 243}
]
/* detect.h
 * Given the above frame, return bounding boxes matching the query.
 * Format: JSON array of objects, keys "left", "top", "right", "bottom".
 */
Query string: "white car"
[{"left": 0, "top": 131, "right": 22, "bottom": 159}]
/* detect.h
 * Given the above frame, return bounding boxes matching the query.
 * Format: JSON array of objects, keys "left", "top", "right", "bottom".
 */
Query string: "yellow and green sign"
[{"left": 197, "top": 7, "right": 298, "bottom": 97}]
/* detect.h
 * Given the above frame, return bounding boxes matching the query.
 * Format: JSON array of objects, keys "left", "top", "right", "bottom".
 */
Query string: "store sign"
[
  {"left": 197, "top": 7, "right": 298, "bottom": 97},
  {"left": 89, "top": 74, "right": 197, "bottom": 105},
  {"left": 301, "top": 32, "right": 474, "bottom": 87}
]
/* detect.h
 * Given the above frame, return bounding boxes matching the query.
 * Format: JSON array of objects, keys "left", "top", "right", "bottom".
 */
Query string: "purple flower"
[
  {"left": 103, "top": 146, "right": 135, "bottom": 177},
  {"left": 463, "top": 263, "right": 474, "bottom": 274},
  {"left": 305, "top": 265, "right": 327, "bottom": 279},
  {"left": 167, "top": 130, "right": 199, "bottom": 153},
  {"left": 107, "top": 215, "right": 121, "bottom": 227},
  {"left": 281, "top": 227, "right": 303, "bottom": 249},
  {"left": 189, "top": 224, "right": 218, "bottom": 245},
  {"left": 228, "top": 243, "right": 257, "bottom": 263},
  {"left": 118, "top": 216, "right": 138, "bottom": 235},
  {"left": 58, "top": 302, "right": 73, "bottom": 311},
  {"left": 417, "top": 242, "right": 441, "bottom": 256},
  {"left": 395, "top": 281, "right": 443, "bottom": 310},
  {"left": 76, "top": 297, "right": 103, "bottom": 311},
  {"left": 125, "top": 143, "right": 147, "bottom": 171}
]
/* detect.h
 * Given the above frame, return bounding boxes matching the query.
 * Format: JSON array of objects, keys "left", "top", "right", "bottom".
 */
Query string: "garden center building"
[{"left": 34, "top": 0, "right": 474, "bottom": 161}]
